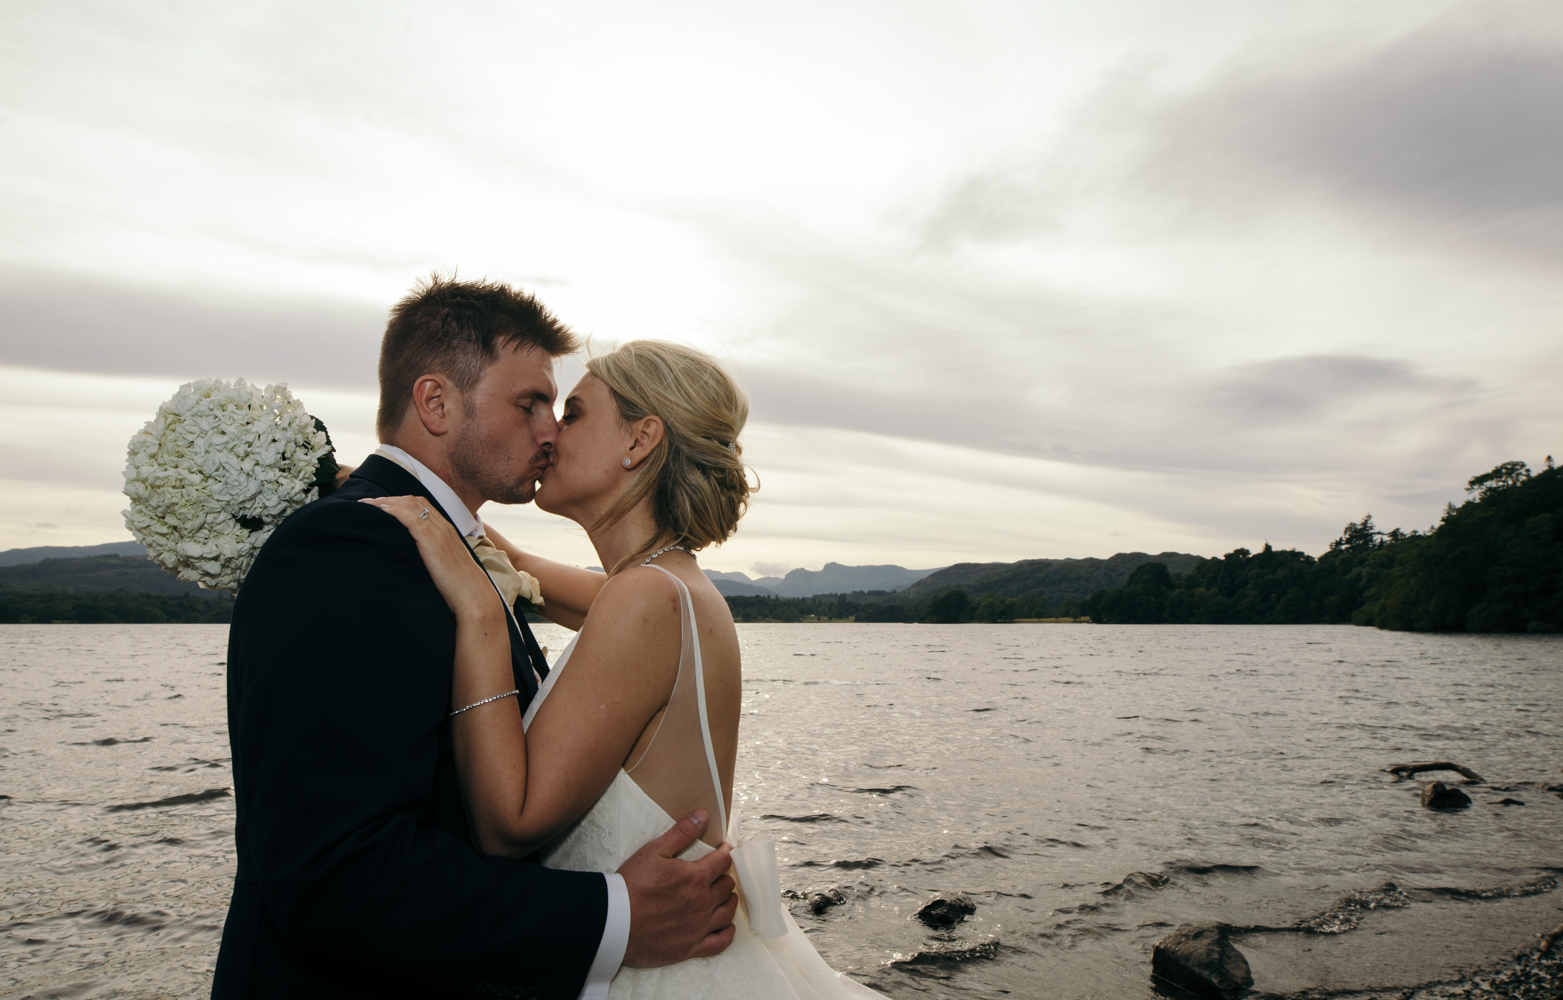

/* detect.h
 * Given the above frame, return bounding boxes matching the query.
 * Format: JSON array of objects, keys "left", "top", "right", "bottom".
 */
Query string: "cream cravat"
[
  {"left": 467, "top": 535, "right": 533, "bottom": 611},
  {"left": 372, "top": 448, "right": 539, "bottom": 611}
]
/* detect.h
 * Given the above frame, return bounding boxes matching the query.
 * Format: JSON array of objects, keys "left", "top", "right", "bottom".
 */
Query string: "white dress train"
[{"left": 522, "top": 565, "right": 883, "bottom": 999}]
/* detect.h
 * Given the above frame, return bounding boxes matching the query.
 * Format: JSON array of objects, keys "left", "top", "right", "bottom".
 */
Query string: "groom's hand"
[{"left": 619, "top": 810, "right": 738, "bottom": 967}]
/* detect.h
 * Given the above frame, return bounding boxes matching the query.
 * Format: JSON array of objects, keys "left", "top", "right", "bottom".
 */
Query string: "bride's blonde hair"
[{"left": 587, "top": 340, "right": 755, "bottom": 571}]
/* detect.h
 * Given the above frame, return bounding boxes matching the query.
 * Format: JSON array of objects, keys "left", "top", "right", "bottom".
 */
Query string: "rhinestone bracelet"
[{"left": 449, "top": 689, "right": 520, "bottom": 718}]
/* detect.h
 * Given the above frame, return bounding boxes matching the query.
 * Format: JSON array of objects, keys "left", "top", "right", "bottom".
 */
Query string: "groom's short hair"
[{"left": 377, "top": 274, "right": 579, "bottom": 436}]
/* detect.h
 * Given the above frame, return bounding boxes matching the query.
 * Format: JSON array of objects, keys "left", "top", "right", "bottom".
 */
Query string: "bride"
[{"left": 363, "top": 340, "right": 882, "bottom": 998}]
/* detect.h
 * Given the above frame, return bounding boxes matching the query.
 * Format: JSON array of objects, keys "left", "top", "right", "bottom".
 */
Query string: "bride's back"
[
  {"left": 522, "top": 558, "right": 741, "bottom": 867},
  {"left": 620, "top": 559, "right": 740, "bottom": 846}
]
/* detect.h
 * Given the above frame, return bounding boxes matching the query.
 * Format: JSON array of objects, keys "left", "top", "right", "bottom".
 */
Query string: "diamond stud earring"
[{"left": 623, "top": 458, "right": 632, "bottom": 468}]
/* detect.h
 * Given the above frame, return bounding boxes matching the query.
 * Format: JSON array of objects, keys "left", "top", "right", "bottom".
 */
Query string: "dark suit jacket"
[{"left": 213, "top": 456, "right": 607, "bottom": 1000}]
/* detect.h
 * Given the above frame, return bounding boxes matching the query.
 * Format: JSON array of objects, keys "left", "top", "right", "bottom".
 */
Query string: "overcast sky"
[{"left": 2, "top": 1, "right": 1559, "bottom": 577}]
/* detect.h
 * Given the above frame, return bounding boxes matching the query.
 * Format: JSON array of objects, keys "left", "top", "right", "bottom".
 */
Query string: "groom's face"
[{"left": 449, "top": 343, "right": 559, "bottom": 505}]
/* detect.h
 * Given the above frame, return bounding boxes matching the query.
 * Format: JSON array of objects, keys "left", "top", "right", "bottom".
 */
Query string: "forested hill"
[
  {"left": 724, "top": 550, "right": 1207, "bottom": 623},
  {"left": 0, "top": 541, "right": 145, "bottom": 566},
  {"left": 0, "top": 554, "right": 231, "bottom": 623},
  {"left": 903, "top": 551, "right": 1203, "bottom": 607},
  {"left": 1084, "top": 459, "right": 1561, "bottom": 633},
  {"left": 0, "top": 555, "right": 218, "bottom": 598}
]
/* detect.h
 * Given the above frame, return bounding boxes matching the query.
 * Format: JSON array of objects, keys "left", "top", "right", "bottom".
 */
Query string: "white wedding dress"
[{"left": 522, "top": 565, "right": 883, "bottom": 999}]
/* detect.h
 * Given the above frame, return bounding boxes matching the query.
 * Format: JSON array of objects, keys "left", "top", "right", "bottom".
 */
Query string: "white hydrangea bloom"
[{"left": 122, "top": 379, "right": 333, "bottom": 593}]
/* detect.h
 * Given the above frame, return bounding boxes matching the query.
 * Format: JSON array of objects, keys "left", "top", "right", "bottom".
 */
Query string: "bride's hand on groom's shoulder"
[
  {"left": 359, "top": 496, "right": 502, "bottom": 623},
  {"left": 619, "top": 810, "right": 739, "bottom": 968}
]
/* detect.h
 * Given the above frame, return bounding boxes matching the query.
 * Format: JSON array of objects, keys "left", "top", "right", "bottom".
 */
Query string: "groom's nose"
[{"left": 533, "top": 407, "right": 560, "bottom": 448}]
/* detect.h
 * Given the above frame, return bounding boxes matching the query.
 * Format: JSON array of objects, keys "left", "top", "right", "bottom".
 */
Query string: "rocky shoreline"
[
  {"left": 1247, "top": 925, "right": 1563, "bottom": 999},
  {"left": 1147, "top": 876, "right": 1562, "bottom": 1000}
]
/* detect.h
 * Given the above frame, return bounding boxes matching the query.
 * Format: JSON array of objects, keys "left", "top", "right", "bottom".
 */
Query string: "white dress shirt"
[{"left": 373, "top": 444, "right": 631, "bottom": 999}]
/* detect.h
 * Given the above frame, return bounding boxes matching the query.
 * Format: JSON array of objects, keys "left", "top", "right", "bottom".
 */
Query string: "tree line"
[
  {"left": 721, "top": 458, "right": 1560, "bottom": 634},
  {"left": 1082, "top": 459, "right": 1559, "bottom": 632},
  {"left": 0, "top": 588, "right": 235, "bottom": 624},
  {"left": 5, "top": 460, "right": 1552, "bottom": 633}
]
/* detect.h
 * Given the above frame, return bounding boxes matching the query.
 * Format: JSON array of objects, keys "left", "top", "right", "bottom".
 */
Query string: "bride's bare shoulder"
[
  {"left": 550, "top": 567, "right": 683, "bottom": 699},
  {"left": 582, "top": 566, "right": 683, "bottom": 635}
]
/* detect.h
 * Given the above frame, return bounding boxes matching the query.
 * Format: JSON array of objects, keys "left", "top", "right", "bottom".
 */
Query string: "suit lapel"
[{"left": 350, "top": 456, "right": 545, "bottom": 706}]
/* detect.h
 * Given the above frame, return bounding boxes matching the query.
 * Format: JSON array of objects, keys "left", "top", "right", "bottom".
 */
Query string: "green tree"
[
  {"left": 1466, "top": 461, "right": 1531, "bottom": 501},
  {"left": 1356, "top": 463, "right": 1560, "bottom": 632},
  {"left": 923, "top": 589, "right": 971, "bottom": 623},
  {"left": 1330, "top": 515, "right": 1380, "bottom": 553},
  {"left": 972, "top": 594, "right": 1020, "bottom": 622}
]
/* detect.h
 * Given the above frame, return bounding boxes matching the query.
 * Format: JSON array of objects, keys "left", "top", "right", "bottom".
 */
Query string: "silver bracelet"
[{"left": 449, "top": 689, "right": 520, "bottom": 718}]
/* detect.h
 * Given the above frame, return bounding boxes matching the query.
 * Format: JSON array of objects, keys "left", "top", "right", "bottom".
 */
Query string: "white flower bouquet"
[{"left": 122, "top": 379, "right": 340, "bottom": 592}]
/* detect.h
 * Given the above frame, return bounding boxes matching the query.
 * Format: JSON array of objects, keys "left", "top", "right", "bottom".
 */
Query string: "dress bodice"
[{"left": 530, "top": 768, "right": 714, "bottom": 872}]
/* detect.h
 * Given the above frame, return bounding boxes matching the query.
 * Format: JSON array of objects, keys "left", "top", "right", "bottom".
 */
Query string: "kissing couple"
[{"left": 212, "top": 276, "right": 883, "bottom": 999}]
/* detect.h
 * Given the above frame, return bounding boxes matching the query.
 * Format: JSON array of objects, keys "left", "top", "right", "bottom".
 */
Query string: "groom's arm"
[{"left": 230, "top": 499, "right": 607, "bottom": 998}]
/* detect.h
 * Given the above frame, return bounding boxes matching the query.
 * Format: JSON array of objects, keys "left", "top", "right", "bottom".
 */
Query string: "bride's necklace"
[{"left": 641, "top": 543, "right": 691, "bottom": 566}]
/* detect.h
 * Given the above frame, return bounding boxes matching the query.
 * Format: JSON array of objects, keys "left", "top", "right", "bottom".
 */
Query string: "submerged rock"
[
  {"left": 916, "top": 895, "right": 976, "bottom": 928},
  {"left": 1151, "top": 922, "right": 1254, "bottom": 1000},
  {"left": 1421, "top": 781, "right": 1473, "bottom": 809},
  {"left": 1296, "top": 880, "right": 1410, "bottom": 933},
  {"left": 891, "top": 939, "right": 999, "bottom": 967},
  {"left": 1101, "top": 871, "right": 1170, "bottom": 896},
  {"left": 808, "top": 890, "right": 845, "bottom": 915}
]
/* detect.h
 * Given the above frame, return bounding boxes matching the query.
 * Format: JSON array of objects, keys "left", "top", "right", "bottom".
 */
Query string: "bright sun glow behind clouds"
[{"left": 1, "top": 0, "right": 1559, "bottom": 573}]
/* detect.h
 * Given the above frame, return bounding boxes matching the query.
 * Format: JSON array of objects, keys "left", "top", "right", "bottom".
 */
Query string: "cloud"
[
  {"left": 1196, "top": 353, "right": 1473, "bottom": 425},
  {"left": 0, "top": 273, "right": 384, "bottom": 386},
  {"left": 2, "top": 1, "right": 1555, "bottom": 564},
  {"left": 1148, "top": 4, "right": 1563, "bottom": 260},
  {"left": 916, "top": 4, "right": 1563, "bottom": 264},
  {"left": 740, "top": 337, "right": 1493, "bottom": 483}
]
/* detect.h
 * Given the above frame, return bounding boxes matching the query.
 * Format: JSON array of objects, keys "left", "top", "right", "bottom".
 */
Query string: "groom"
[{"left": 213, "top": 276, "right": 737, "bottom": 999}]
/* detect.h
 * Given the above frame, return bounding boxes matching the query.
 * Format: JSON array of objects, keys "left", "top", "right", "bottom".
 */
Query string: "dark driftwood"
[
  {"left": 1386, "top": 762, "right": 1485, "bottom": 783},
  {"left": 1541, "top": 922, "right": 1563, "bottom": 954}
]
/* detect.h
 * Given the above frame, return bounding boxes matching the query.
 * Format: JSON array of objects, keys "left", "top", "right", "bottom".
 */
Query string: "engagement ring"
[{"left": 418, "top": 508, "right": 430, "bottom": 520}]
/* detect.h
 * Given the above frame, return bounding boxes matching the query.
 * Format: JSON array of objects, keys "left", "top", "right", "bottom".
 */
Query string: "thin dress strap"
[{"left": 624, "top": 564, "right": 727, "bottom": 838}]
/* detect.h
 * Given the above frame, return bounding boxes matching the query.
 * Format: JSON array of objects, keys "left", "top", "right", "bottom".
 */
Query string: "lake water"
[{"left": 3, "top": 623, "right": 1560, "bottom": 999}]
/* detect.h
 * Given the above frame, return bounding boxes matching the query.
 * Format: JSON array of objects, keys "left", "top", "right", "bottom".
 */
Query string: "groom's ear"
[{"left": 411, "top": 374, "right": 458, "bottom": 438}]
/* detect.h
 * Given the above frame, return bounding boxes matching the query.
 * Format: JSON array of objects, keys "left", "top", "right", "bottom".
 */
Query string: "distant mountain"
[
  {"left": 704, "top": 563, "right": 943, "bottom": 598},
  {"left": 899, "top": 552, "right": 1203, "bottom": 609},
  {"left": 770, "top": 563, "right": 942, "bottom": 597},
  {"left": 708, "top": 577, "right": 777, "bottom": 597},
  {"left": 705, "top": 570, "right": 756, "bottom": 584},
  {"left": 0, "top": 554, "right": 222, "bottom": 599},
  {"left": 0, "top": 541, "right": 145, "bottom": 566}
]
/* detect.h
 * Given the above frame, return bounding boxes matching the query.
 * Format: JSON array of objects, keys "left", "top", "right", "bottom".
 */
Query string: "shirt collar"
[{"left": 373, "top": 444, "right": 484, "bottom": 539}]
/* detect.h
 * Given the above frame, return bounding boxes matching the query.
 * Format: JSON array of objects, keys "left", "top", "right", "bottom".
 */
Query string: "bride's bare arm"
[
  {"left": 490, "top": 571, "right": 681, "bottom": 853},
  {"left": 353, "top": 501, "right": 680, "bottom": 859},
  {"left": 482, "top": 523, "right": 606, "bottom": 631},
  {"left": 448, "top": 570, "right": 679, "bottom": 857}
]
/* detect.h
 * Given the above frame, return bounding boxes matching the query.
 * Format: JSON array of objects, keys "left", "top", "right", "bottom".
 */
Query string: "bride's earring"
[{"left": 622, "top": 458, "right": 632, "bottom": 468}]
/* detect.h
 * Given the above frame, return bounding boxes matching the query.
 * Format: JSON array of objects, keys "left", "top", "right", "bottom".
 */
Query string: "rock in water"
[
  {"left": 808, "top": 890, "right": 845, "bottom": 915},
  {"left": 1151, "top": 922, "right": 1254, "bottom": 1000},
  {"left": 916, "top": 895, "right": 976, "bottom": 928},
  {"left": 1421, "top": 781, "right": 1472, "bottom": 809}
]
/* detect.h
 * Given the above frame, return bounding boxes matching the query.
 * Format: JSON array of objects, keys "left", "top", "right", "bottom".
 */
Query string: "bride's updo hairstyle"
[{"left": 587, "top": 340, "right": 754, "bottom": 571}]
